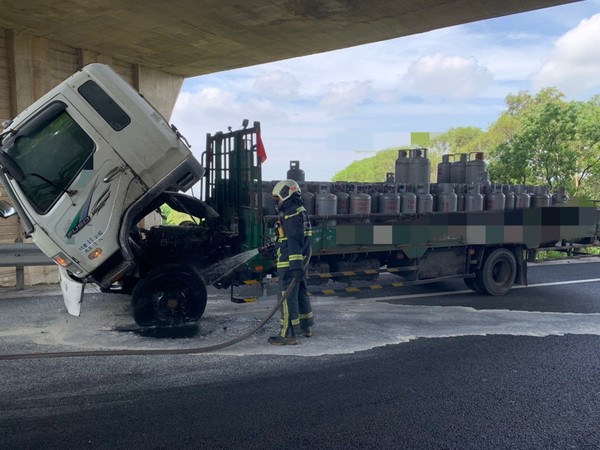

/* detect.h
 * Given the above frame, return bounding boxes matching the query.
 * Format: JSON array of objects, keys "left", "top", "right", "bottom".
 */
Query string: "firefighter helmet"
[{"left": 272, "top": 179, "right": 301, "bottom": 202}]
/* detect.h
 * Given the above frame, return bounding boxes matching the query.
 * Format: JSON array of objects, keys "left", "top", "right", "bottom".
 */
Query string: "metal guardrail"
[{"left": 0, "top": 243, "right": 53, "bottom": 290}]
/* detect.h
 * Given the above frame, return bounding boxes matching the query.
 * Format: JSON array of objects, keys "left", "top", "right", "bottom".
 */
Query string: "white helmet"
[{"left": 272, "top": 179, "right": 301, "bottom": 202}]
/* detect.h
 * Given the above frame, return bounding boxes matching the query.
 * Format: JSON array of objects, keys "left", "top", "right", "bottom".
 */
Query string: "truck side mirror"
[{"left": 0, "top": 200, "right": 16, "bottom": 218}]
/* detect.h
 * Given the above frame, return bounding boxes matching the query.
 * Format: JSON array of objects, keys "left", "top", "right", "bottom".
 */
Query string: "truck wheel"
[
  {"left": 475, "top": 248, "right": 517, "bottom": 296},
  {"left": 131, "top": 265, "right": 207, "bottom": 327}
]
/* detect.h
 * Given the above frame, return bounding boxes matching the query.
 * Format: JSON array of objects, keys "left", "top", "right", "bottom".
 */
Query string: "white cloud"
[
  {"left": 319, "top": 81, "right": 370, "bottom": 113},
  {"left": 402, "top": 54, "right": 493, "bottom": 99},
  {"left": 533, "top": 13, "right": 600, "bottom": 98},
  {"left": 252, "top": 70, "right": 300, "bottom": 98}
]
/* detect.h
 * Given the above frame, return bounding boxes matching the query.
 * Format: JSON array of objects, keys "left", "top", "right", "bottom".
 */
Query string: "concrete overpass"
[
  {"left": 1, "top": 0, "right": 578, "bottom": 117},
  {"left": 0, "top": 0, "right": 579, "bottom": 286}
]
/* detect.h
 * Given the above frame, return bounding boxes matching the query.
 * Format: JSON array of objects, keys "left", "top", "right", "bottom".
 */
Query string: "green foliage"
[{"left": 332, "top": 149, "right": 400, "bottom": 182}]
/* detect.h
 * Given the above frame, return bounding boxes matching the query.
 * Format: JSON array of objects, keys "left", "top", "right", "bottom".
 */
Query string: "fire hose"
[{"left": 0, "top": 247, "right": 311, "bottom": 361}]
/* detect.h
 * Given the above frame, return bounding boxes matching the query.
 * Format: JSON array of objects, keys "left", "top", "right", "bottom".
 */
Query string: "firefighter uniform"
[{"left": 269, "top": 190, "right": 314, "bottom": 345}]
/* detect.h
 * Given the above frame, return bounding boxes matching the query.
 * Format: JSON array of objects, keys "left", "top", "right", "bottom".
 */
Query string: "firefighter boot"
[
  {"left": 268, "top": 335, "right": 298, "bottom": 346},
  {"left": 300, "top": 328, "right": 312, "bottom": 338}
]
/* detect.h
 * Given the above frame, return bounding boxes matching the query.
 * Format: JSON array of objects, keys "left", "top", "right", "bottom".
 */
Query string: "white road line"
[{"left": 369, "top": 278, "right": 600, "bottom": 302}]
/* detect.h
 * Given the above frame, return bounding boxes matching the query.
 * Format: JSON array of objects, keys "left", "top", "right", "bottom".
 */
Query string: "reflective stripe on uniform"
[
  {"left": 284, "top": 206, "right": 306, "bottom": 220},
  {"left": 280, "top": 297, "right": 290, "bottom": 337}
]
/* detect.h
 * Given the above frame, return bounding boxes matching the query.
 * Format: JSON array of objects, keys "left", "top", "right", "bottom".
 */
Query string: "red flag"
[{"left": 256, "top": 131, "right": 267, "bottom": 164}]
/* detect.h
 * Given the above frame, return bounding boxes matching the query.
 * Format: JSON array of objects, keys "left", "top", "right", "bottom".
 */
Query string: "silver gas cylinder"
[
  {"left": 514, "top": 185, "right": 531, "bottom": 209},
  {"left": 335, "top": 189, "right": 350, "bottom": 214},
  {"left": 552, "top": 186, "right": 569, "bottom": 205},
  {"left": 394, "top": 149, "right": 410, "bottom": 185},
  {"left": 486, "top": 184, "right": 505, "bottom": 211},
  {"left": 455, "top": 184, "right": 466, "bottom": 211},
  {"left": 398, "top": 184, "right": 417, "bottom": 214},
  {"left": 299, "top": 183, "right": 315, "bottom": 214},
  {"left": 502, "top": 185, "right": 515, "bottom": 210},
  {"left": 370, "top": 188, "right": 381, "bottom": 213},
  {"left": 379, "top": 192, "right": 401, "bottom": 214},
  {"left": 451, "top": 153, "right": 468, "bottom": 184},
  {"left": 436, "top": 183, "right": 457, "bottom": 212},
  {"left": 349, "top": 192, "right": 371, "bottom": 215},
  {"left": 464, "top": 184, "right": 484, "bottom": 212},
  {"left": 409, "top": 148, "right": 431, "bottom": 193},
  {"left": 532, "top": 186, "right": 551, "bottom": 208},
  {"left": 416, "top": 184, "right": 433, "bottom": 214},
  {"left": 437, "top": 154, "right": 453, "bottom": 184},
  {"left": 315, "top": 185, "right": 338, "bottom": 226},
  {"left": 466, "top": 152, "right": 488, "bottom": 184}
]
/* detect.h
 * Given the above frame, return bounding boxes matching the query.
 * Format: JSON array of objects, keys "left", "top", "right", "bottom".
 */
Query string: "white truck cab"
[{"left": 0, "top": 64, "right": 204, "bottom": 317}]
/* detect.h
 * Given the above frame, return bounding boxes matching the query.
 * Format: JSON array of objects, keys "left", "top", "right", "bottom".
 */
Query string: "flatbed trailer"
[{"left": 200, "top": 123, "right": 600, "bottom": 297}]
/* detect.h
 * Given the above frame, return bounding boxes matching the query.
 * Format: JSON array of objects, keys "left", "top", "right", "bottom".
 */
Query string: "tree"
[
  {"left": 332, "top": 149, "right": 399, "bottom": 182},
  {"left": 489, "top": 89, "right": 600, "bottom": 196},
  {"left": 430, "top": 127, "right": 484, "bottom": 155},
  {"left": 572, "top": 96, "right": 600, "bottom": 196}
]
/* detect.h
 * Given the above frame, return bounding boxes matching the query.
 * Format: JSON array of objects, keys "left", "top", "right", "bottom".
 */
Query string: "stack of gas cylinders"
[{"left": 261, "top": 156, "right": 570, "bottom": 219}]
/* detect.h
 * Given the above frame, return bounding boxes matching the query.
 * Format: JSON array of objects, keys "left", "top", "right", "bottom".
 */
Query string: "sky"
[{"left": 171, "top": 1, "right": 600, "bottom": 182}]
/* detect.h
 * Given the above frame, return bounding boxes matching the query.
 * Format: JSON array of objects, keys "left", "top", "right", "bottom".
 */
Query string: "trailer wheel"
[
  {"left": 475, "top": 248, "right": 517, "bottom": 296},
  {"left": 131, "top": 264, "right": 207, "bottom": 327}
]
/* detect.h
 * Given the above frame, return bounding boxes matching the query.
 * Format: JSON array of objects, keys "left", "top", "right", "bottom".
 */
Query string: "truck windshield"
[{"left": 7, "top": 109, "right": 95, "bottom": 214}]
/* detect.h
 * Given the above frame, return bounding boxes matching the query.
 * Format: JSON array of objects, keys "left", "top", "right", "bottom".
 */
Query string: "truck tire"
[
  {"left": 131, "top": 264, "right": 207, "bottom": 327},
  {"left": 475, "top": 248, "right": 517, "bottom": 296}
]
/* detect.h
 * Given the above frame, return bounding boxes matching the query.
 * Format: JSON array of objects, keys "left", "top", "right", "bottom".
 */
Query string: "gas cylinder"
[
  {"left": 503, "top": 185, "right": 515, "bottom": 210},
  {"left": 455, "top": 184, "right": 466, "bottom": 211},
  {"left": 409, "top": 148, "right": 431, "bottom": 192},
  {"left": 335, "top": 189, "right": 350, "bottom": 214},
  {"left": 349, "top": 192, "right": 371, "bottom": 215},
  {"left": 370, "top": 187, "right": 381, "bottom": 213},
  {"left": 394, "top": 150, "right": 410, "bottom": 185},
  {"left": 437, "top": 154, "right": 453, "bottom": 184},
  {"left": 514, "top": 185, "right": 530, "bottom": 209},
  {"left": 299, "top": 183, "right": 314, "bottom": 214},
  {"left": 287, "top": 160, "right": 305, "bottom": 182},
  {"left": 552, "top": 187, "right": 569, "bottom": 205},
  {"left": 398, "top": 184, "right": 417, "bottom": 214},
  {"left": 315, "top": 185, "right": 337, "bottom": 226},
  {"left": 379, "top": 192, "right": 401, "bottom": 214},
  {"left": 464, "top": 184, "right": 484, "bottom": 211},
  {"left": 532, "top": 186, "right": 551, "bottom": 208},
  {"left": 436, "top": 183, "right": 457, "bottom": 212},
  {"left": 466, "top": 152, "right": 488, "bottom": 184},
  {"left": 451, "top": 153, "right": 468, "bottom": 184},
  {"left": 416, "top": 184, "right": 433, "bottom": 214},
  {"left": 486, "top": 184, "right": 505, "bottom": 211}
]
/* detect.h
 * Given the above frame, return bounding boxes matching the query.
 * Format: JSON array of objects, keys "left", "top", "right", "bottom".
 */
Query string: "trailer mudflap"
[{"left": 59, "top": 266, "right": 85, "bottom": 316}]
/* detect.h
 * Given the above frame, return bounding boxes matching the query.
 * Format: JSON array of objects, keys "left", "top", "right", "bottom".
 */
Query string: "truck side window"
[
  {"left": 78, "top": 80, "right": 131, "bottom": 131},
  {"left": 8, "top": 110, "right": 95, "bottom": 214}
]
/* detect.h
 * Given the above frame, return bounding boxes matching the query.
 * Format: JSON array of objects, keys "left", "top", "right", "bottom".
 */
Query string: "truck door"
[{"left": 4, "top": 96, "right": 144, "bottom": 275}]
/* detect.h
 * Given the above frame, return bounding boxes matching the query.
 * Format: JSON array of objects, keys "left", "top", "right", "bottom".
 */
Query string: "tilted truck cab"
[{"left": 0, "top": 64, "right": 203, "bottom": 317}]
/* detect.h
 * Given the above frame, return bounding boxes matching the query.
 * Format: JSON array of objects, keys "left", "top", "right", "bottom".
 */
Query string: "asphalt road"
[{"left": 1, "top": 260, "right": 600, "bottom": 449}]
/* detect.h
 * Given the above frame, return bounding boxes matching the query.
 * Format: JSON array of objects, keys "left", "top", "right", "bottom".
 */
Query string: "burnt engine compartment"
[{"left": 135, "top": 218, "right": 232, "bottom": 275}]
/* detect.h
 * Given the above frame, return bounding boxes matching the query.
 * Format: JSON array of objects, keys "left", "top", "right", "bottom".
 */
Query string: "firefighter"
[{"left": 268, "top": 179, "right": 314, "bottom": 346}]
